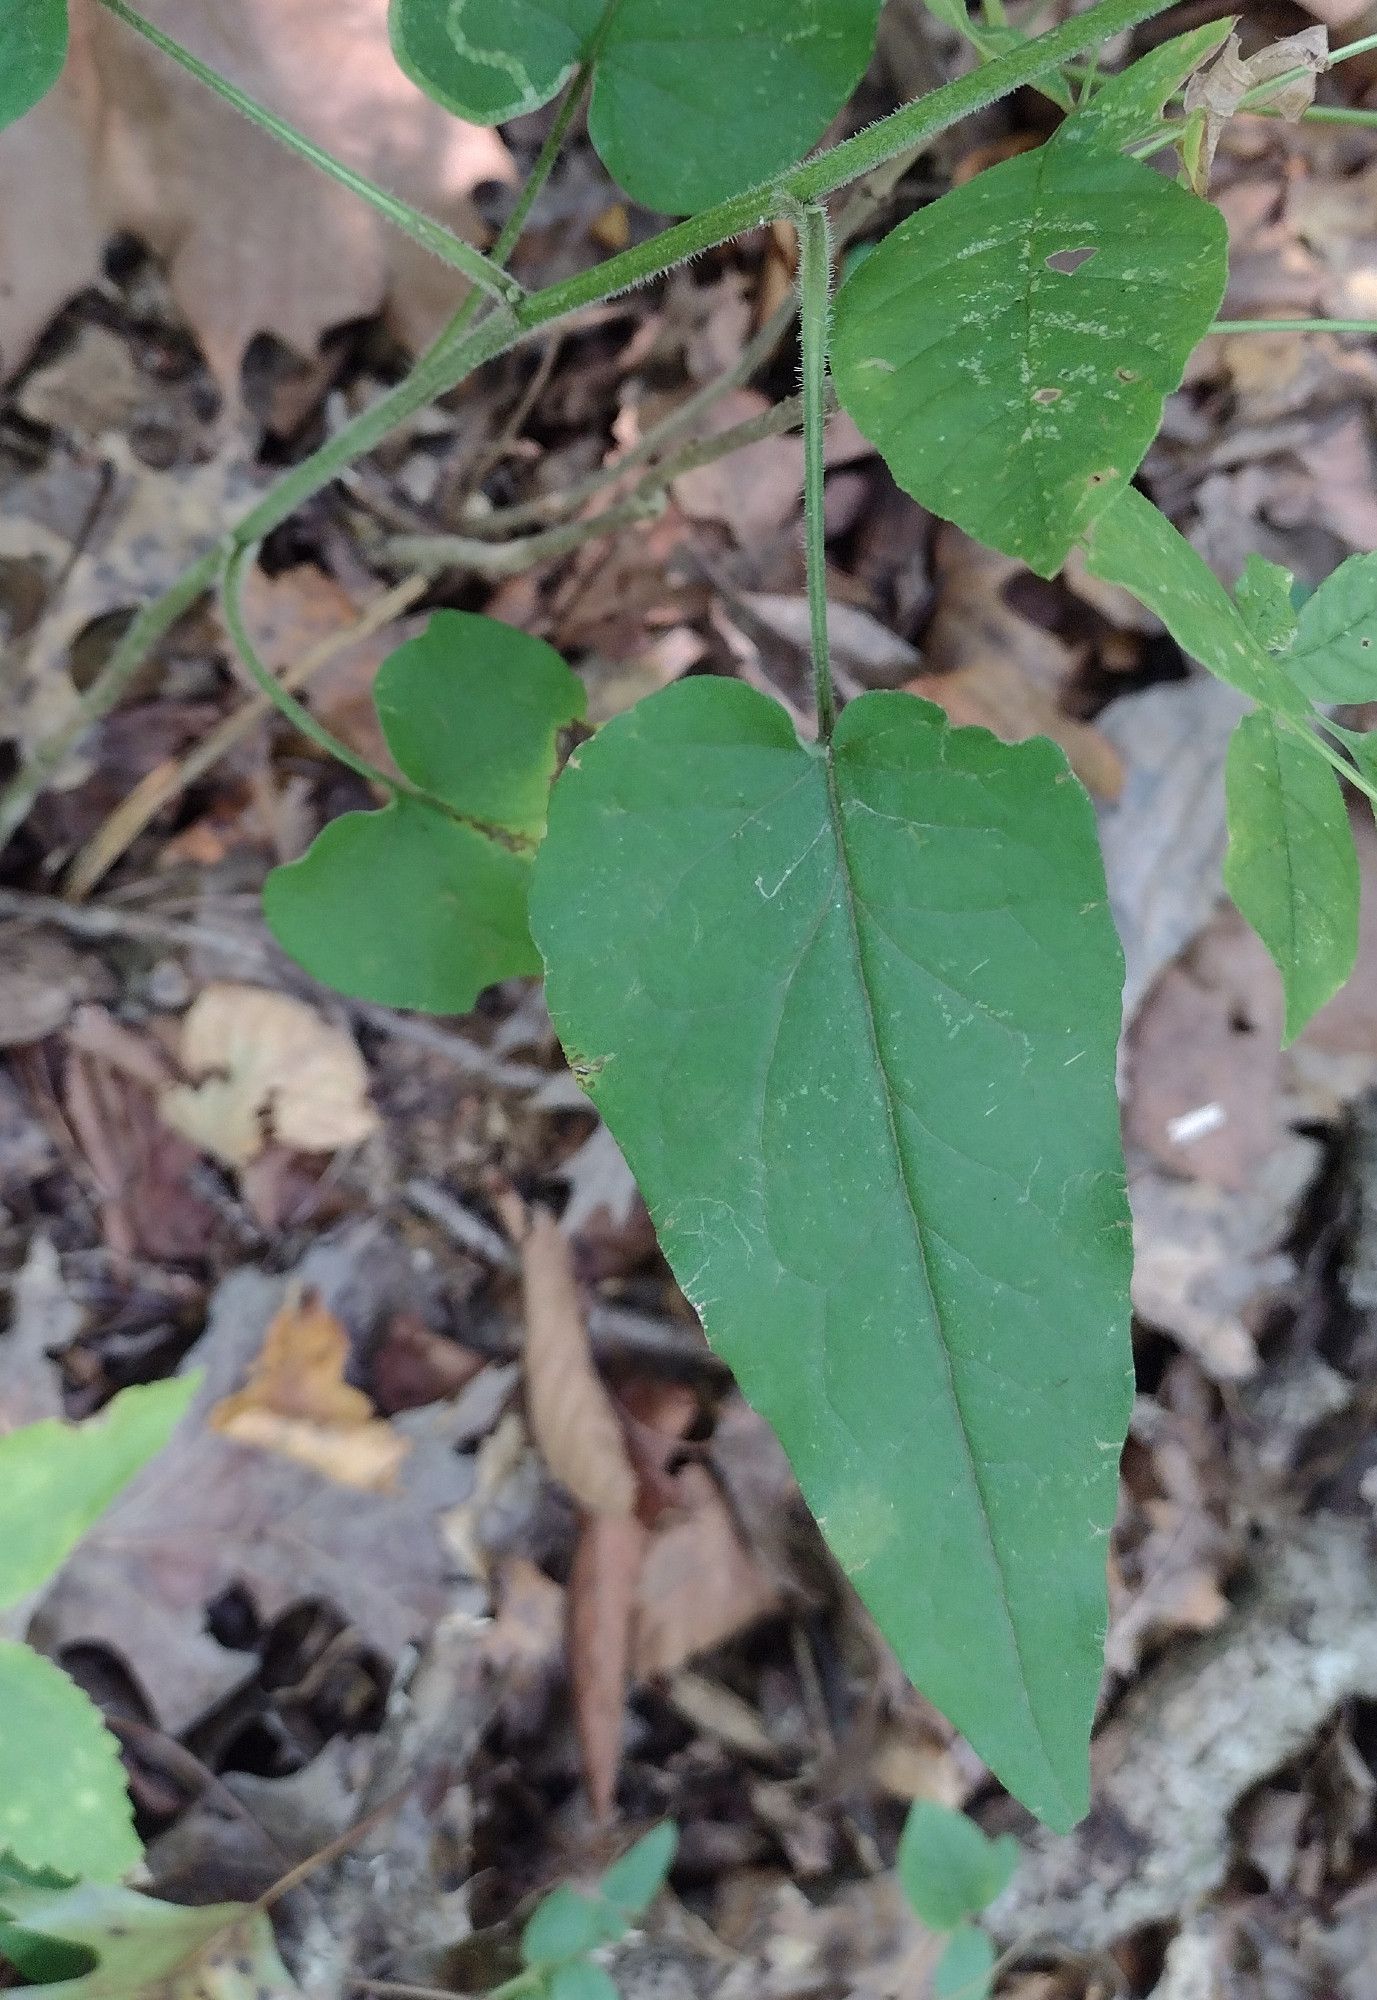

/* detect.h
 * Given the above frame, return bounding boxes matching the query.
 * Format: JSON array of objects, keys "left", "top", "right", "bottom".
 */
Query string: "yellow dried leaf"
[
  {"left": 161, "top": 983, "right": 377, "bottom": 1166},
  {"left": 210, "top": 1287, "right": 407, "bottom": 1492},
  {"left": 510, "top": 1201, "right": 639, "bottom": 1518}
]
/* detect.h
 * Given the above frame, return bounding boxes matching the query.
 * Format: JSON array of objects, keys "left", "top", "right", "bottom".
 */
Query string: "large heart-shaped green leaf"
[
  {"left": 831, "top": 133, "right": 1227, "bottom": 575},
  {"left": 1224, "top": 709, "right": 1360, "bottom": 1042},
  {"left": 264, "top": 612, "right": 584, "bottom": 1014},
  {"left": 0, "top": 1378, "right": 195, "bottom": 1611},
  {"left": 0, "top": 1647, "right": 140, "bottom": 1881},
  {"left": 389, "top": 0, "right": 884, "bottom": 213},
  {"left": 0, "top": 0, "right": 67, "bottom": 132},
  {"left": 531, "top": 678, "right": 1132, "bottom": 1828}
]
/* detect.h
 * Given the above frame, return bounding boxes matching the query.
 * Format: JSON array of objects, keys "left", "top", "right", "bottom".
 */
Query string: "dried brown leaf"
[
  {"left": 569, "top": 1510, "right": 647, "bottom": 1820},
  {"left": 0, "top": 0, "right": 513, "bottom": 390},
  {"left": 633, "top": 1463, "right": 785, "bottom": 1678},
  {"left": 161, "top": 982, "right": 378, "bottom": 1166},
  {"left": 1184, "top": 29, "right": 1328, "bottom": 190},
  {"left": 210, "top": 1286, "right": 407, "bottom": 1492},
  {"left": 512, "top": 1203, "right": 639, "bottom": 1518},
  {"left": 911, "top": 530, "right": 1123, "bottom": 800}
]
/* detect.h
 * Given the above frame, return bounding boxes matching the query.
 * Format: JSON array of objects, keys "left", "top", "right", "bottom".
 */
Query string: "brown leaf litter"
[{"left": 0, "top": 0, "right": 512, "bottom": 392}]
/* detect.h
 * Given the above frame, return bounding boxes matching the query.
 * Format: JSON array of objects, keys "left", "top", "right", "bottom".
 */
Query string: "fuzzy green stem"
[
  {"left": 796, "top": 204, "right": 837, "bottom": 742},
  {"left": 1287, "top": 714, "right": 1377, "bottom": 812},
  {"left": 94, "top": 0, "right": 524, "bottom": 309},
  {"left": 0, "top": 0, "right": 1185, "bottom": 849}
]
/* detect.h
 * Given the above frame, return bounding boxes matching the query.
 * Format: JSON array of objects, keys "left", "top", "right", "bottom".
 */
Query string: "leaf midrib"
[{"left": 821, "top": 745, "right": 1065, "bottom": 1813}]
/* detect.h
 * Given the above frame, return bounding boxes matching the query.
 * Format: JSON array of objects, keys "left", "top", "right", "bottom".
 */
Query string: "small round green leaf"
[
  {"left": 263, "top": 612, "right": 583, "bottom": 1015},
  {"left": 598, "top": 1822, "right": 677, "bottom": 1920},
  {"left": 521, "top": 1887, "right": 607, "bottom": 1968},
  {"left": 389, "top": 0, "right": 883, "bottom": 213},
  {"left": 0, "top": 1647, "right": 140, "bottom": 1882},
  {"left": 0, "top": 1378, "right": 196, "bottom": 1611},
  {"left": 0, "top": 0, "right": 68, "bottom": 132},
  {"left": 533, "top": 678, "right": 1133, "bottom": 1830},
  {"left": 832, "top": 136, "right": 1227, "bottom": 576},
  {"left": 934, "top": 1925, "right": 996, "bottom": 2000},
  {"left": 897, "top": 1803, "right": 1017, "bottom": 1931},
  {"left": 1289, "top": 553, "right": 1377, "bottom": 702},
  {"left": 1224, "top": 710, "right": 1360, "bottom": 1044},
  {"left": 546, "top": 1963, "right": 620, "bottom": 2000},
  {"left": 264, "top": 795, "right": 540, "bottom": 1013}
]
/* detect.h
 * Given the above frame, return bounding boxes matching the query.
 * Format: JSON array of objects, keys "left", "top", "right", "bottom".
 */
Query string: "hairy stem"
[
  {"left": 94, "top": 0, "right": 524, "bottom": 308},
  {"left": 796, "top": 205, "right": 837, "bottom": 742},
  {"left": 0, "top": 0, "right": 1183, "bottom": 850}
]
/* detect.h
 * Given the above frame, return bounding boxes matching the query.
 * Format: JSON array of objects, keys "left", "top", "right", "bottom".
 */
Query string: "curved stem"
[
  {"left": 0, "top": 0, "right": 1183, "bottom": 849},
  {"left": 219, "top": 543, "right": 402, "bottom": 795},
  {"left": 94, "top": 0, "right": 524, "bottom": 309},
  {"left": 797, "top": 204, "right": 836, "bottom": 742}
]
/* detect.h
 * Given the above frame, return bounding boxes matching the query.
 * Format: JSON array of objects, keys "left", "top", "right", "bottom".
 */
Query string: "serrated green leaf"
[
  {"left": 1288, "top": 553, "right": 1377, "bottom": 702},
  {"left": 521, "top": 1887, "right": 609, "bottom": 1969},
  {"left": 532, "top": 678, "right": 1132, "bottom": 1830},
  {"left": 598, "top": 1822, "right": 677, "bottom": 1920},
  {"left": 0, "top": 1881, "right": 295, "bottom": 2000},
  {"left": 0, "top": 0, "right": 67, "bottom": 132},
  {"left": 389, "top": 0, "right": 883, "bottom": 213},
  {"left": 546, "top": 1964, "right": 620, "bottom": 2000},
  {"left": 1235, "top": 554, "right": 1298, "bottom": 656},
  {"left": 0, "top": 1647, "right": 140, "bottom": 1883},
  {"left": 1224, "top": 710, "right": 1360, "bottom": 1043},
  {"left": 831, "top": 133, "right": 1227, "bottom": 577},
  {"left": 264, "top": 612, "right": 583, "bottom": 1014},
  {"left": 897, "top": 1803, "right": 1018, "bottom": 1930},
  {"left": 1082, "top": 486, "right": 1310, "bottom": 716},
  {"left": 933, "top": 1925, "right": 996, "bottom": 2000},
  {"left": 1067, "top": 20, "right": 1235, "bottom": 153},
  {"left": 0, "top": 1377, "right": 195, "bottom": 1609}
]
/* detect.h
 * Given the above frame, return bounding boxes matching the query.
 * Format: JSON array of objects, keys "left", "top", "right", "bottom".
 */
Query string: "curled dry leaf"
[
  {"left": 0, "top": 0, "right": 513, "bottom": 389},
  {"left": 160, "top": 982, "right": 378, "bottom": 1166},
  {"left": 209, "top": 1285, "right": 408, "bottom": 1492},
  {"left": 506, "top": 1199, "right": 639, "bottom": 1519},
  {"left": 1183, "top": 29, "right": 1329, "bottom": 191},
  {"left": 569, "top": 1511, "right": 649, "bottom": 1820}
]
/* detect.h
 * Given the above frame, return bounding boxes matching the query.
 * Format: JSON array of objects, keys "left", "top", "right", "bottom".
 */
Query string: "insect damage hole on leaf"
[{"left": 1045, "top": 245, "right": 1098, "bottom": 274}]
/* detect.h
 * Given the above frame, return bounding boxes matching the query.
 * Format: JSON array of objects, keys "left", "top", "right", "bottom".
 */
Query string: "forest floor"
[{"left": 4, "top": 3, "right": 1377, "bottom": 1996}]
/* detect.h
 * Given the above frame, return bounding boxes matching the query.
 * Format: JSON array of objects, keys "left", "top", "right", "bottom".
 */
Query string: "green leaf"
[
  {"left": 0, "top": 1647, "right": 140, "bottom": 1883},
  {"left": 831, "top": 134, "right": 1226, "bottom": 576},
  {"left": 546, "top": 1965, "right": 620, "bottom": 2000},
  {"left": 1224, "top": 710, "right": 1360, "bottom": 1043},
  {"left": 1068, "top": 20, "right": 1235, "bottom": 152},
  {"left": 532, "top": 679, "right": 1132, "bottom": 1830},
  {"left": 0, "top": 0, "right": 67, "bottom": 132},
  {"left": 598, "top": 1822, "right": 677, "bottom": 1920},
  {"left": 897, "top": 1803, "right": 1018, "bottom": 1930},
  {"left": 263, "top": 612, "right": 584, "bottom": 1014},
  {"left": 1288, "top": 553, "right": 1377, "bottom": 702},
  {"left": 1235, "top": 554, "right": 1299, "bottom": 656},
  {"left": 0, "top": 1881, "right": 295, "bottom": 2000},
  {"left": 0, "top": 1377, "right": 195, "bottom": 1610},
  {"left": 1082, "top": 487, "right": 1310, "bottom": 717},
  {"left": 388, "top": 0, "right": 883, "bottom": 213},
  {"left": 521, "top": 1888, "right": 609, "bottom": 1969},
  {"left": 933, "top": 1925, "right": 996, "bottom": 2000}
]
